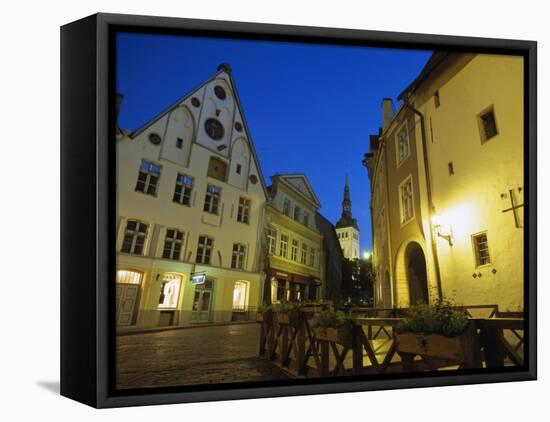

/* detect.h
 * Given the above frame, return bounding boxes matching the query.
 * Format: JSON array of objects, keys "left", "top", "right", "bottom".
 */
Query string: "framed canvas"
[{"left": 60, "top": 13, "right": 537, "bottom": 408}]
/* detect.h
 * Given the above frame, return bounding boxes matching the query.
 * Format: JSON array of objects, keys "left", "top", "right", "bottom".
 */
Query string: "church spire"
[{"left": 336, "top": 175, "right": 359, "bottom": 230}]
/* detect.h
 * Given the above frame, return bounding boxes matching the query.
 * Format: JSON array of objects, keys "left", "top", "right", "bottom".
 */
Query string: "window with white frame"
[
  {"left": 231, "top": 243, "right": 246, "bottom": 270},
  {"left": 237, "top": 197, "right": 251, "bottom": 224},
  {"left": 291, "top": 239, "right": 299, "bottom": 261},
  {"left": 399, "top": 176, "right": 414, "bottom": 224},
  {"left": 162, "top": 229, "right": 184, "bottom": 260},
  {"left": 283, "top": 198, "right": 291, "bottom": 216},
  {"left": 266, "top": 228, "right": 277, "bottom": 255},
  {"left": 303, "top": 211, "right": 309, "bottom": 227},
  {"left": 279, "top": 234, "right": 288, "bottom": 258},
  {"left": 135, "top": 160, "right": 161, "bottom": 195},
  {"left": 472, "top": 232, "right": 491, "bottom": 267},
  {"left": 293, "top": 206, "right": 301, "bottom": 222},
  {"left": 396, "top": 125, "right": 410, "bottom": 165},
  {"left": 301, "top": 243, "right": 308, "bottom": 264},
  {"left": 203, "top": 184, "right": 221, "bottom": 214},
  {"left": 173, "top": 174, "right": 193, "bottom": 206},
  {"left": 309, "top": 248, "right": 315, "bottom": 267},
  {"left": 121, "top": 220, "right": 148, "bottom": 255},
  {"left": 196, "top": 235, "right": 213, "bottom": 264}
]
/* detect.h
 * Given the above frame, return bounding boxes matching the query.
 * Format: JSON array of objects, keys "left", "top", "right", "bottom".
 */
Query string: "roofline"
[
  {"left": 270, "top": 173, "right": 322, "bottom": 209},
  {"left": 397, "top": 51, "right": 449, "bottom": 101},
  {"left": 128, "top": 66, "right": 270, "bottom": 200}
]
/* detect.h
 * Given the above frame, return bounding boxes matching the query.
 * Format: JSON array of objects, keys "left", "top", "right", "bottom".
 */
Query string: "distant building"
[
  {"left": 115, "top": 64, "right": 268, "bottom": 329},
  {"left": 315, "top": 212, "right": 344, "bottom": 305},
  {"left": 335, "top": 176, "right": 360, "bottom": 260},
  {"left": 364, "top": 53, "right": 524, "bottom": 311},
  {"left": 264, "top": 174, "right": 324, "bottom": 302}
]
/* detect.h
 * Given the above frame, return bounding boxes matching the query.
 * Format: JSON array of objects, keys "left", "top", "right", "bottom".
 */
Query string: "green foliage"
[
  {"left": 257, "top": 304, "right": 272, "bottom": 313},
  {"left": 272, "top": 302, "right": 299, "bottom": 313},
  {"left": 398, "top": 300, "right": 469, "bottom": 337},
  {"left": 312, "top": 310, "right": 348, "bottom": 329}
]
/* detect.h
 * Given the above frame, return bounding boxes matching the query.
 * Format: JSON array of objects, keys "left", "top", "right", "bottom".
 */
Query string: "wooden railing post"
[
  {"left": 296, "top": 314, "right": 306, "bottom": 373},
  {"left": 319, "top": 340, "right": 329, "bottom": 377},
  {"left": 352, "top": 324, "right": 363, "bottom": 375}
]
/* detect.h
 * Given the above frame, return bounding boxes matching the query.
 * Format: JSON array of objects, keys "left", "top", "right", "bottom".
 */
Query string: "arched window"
[{"left": 232, "top": 281, "right": 247, "bottom": 311}]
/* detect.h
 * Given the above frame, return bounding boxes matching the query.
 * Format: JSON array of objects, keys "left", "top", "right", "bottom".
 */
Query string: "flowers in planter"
[
  {"left": 312, "top": 309, "right": 348, "bottom": 330},
  {"left": 397, "top": 300, "right": 469, "bottom": 337}
]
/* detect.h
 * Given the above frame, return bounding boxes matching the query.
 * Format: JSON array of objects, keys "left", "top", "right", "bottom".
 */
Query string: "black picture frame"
[{"left": 60, "top": 12, "right": 537, "bottom": 408}]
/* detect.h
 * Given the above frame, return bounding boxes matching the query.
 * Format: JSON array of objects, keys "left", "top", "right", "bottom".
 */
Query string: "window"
[
  {"left": 400, "top": 176, "right": 414, "bottom": 224},
  {"left": 135, "top": 160, "right": 161, "bottom": 195},
  {"left": 448, "top": 162, "right": 455, "bottom": 176},
  {"left": 279, "top": 234, "right": 288, "bottom": 258},
  {"left": 158, "top": 274, "right": 182, "bottom": 309},
  {"left": 434, "top": 91, "right": 440, "bottom": 108},
  {"left": 293, "top": 206, "right": 301, "bottom": 222},
  {"left": 237, "top": 197, "right": 251, "bottom": 224},
  {"left": 266, "top": 228, "right": 277, "bottom": 255},
  {"left": 162, "top": 229, "right": 184, "bottom": 260},
  {"left": 283, "top": 198, "right": 291, "bottom": 216},
  {"left": 309, "top": 248, "right": 315, "bottom": 267},
  {"left": 276, "top": 279, "right": 286, "bottom": 302},
  {"left": 232, "top": 281, "right": 247, "bottom": 311},
  {"left": 231, "top": 243, "right": 246, "bottom": 270},
  {"left": 473, "top": 232, "right": 491, "bottom": 267},
  {"left": 121, "top": 220, "right": 148, "bottom": 255},
  {"left": 207, "top": 156, "right": 228, "bottom": 181},
  {"left": 203, "top": 184, "right": 221, "bottom": 214},
  {"left": 176, "top": 138, "right": 183, "bottom": 149},
  {"left": 396, "top": 125, "right": 410, "bottom": 165},
  {"left": 116, "top": 270, "right": 142, "bottom": 285},
  {"left": 196, "top": 235, "right": 213, "bottom": 264},
  {"left": 173, "top": 174, "right": 193, "bottom": 206},
  {"left": 291, "top": 239, "right": 299, "bottom": 261},
  {"left": 236, "top": 163, "right": 242, "bottom": 174},
  {"left": 301, "top": 243, "right": 308, "bottom": 264},
  {"left": 478, "top": 107, "right": 498, "bottom": 143},
  {"left": 303, "top": 211, "right": 309, "bottom": 227}
]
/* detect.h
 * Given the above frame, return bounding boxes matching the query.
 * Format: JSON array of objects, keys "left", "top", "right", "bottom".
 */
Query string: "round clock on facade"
[
  {"left": 204, "top": 118, "right": 224, "bottom": 140},
  {"left": 191, "top": 97, "right": 201, "bottom": 107},
  {"left": 148, "top": 132, "right": 162, "bottom": 145},
  {"left": 214, "top": 85, "right": 227, "bottom": 100}
]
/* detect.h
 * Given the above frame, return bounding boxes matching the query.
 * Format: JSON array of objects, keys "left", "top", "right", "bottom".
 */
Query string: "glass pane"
[{"left": 201, "top": 292, "right": 211, "bottom": 311}]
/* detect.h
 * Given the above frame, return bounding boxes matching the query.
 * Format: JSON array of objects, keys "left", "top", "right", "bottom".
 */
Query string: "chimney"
[{"left": 382, "top": 98, "right": 393, "bottom": 131}]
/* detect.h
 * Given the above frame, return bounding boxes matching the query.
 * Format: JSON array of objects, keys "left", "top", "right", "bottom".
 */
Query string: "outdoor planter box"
[
  {"left": 395, "top": 323, "right": 478, "bottom": 363},
  {"left": 314, "top": 326, "right": 352, "bottom": 347}
]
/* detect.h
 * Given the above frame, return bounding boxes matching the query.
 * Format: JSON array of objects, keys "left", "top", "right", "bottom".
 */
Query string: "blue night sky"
[{"left": 116, "top": 32, "right": 432, "bottom": 254}]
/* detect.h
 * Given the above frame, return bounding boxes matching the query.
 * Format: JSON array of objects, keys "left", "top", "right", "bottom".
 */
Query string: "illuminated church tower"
[{"left": 335, "top": 176, "right": 360, "bottom": 260}]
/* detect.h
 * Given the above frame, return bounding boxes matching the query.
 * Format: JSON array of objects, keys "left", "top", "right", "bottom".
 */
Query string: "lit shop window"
[
  {"left": 232, "top": 281, "right": 247, "bottom": 311},
  {"left": 116, "top": 270, "right": 142, "bottom": 285},
  {"left": 158, "top": 273, "right": 182, "bottom": 309}
]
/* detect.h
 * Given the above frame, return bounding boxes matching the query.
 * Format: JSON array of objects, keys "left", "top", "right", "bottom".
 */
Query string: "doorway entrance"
[
  {"left": 115, "top": 270, "right": 143, "bottom": 326},
  {"left": 191, "top": 279, "right": 213, "bottom": 322},
  {"left": 405, "top": 242, "right": 429, "bottom": 305}
]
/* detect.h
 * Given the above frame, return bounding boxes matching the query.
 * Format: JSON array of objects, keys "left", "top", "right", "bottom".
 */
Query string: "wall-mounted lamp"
[{"left": 432, "top": 213, "right": 453, "bottom": 246}]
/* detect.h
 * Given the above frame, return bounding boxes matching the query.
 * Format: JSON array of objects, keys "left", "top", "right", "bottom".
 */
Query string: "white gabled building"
[{"left": 115, "top": 63, "right": 268, "bottom": 329}]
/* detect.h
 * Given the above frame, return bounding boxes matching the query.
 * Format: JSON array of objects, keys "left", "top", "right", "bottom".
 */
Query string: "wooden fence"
[{"left": 257, "top": 305, "right": 524, "bottom": 377}]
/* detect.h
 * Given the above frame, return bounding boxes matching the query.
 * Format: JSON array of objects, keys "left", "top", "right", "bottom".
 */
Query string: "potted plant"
[
  {"left": 395, "top": 300, "right": 478, "bottom": 365},
  {"left": 273, "top": 302, "right": 301, "bottom": 325},
  {"left": 256, "top": 304, "right": 273, "bottom": 324},
  {"left": 312, "top": 310, "right": 351, "bottom": 346}
]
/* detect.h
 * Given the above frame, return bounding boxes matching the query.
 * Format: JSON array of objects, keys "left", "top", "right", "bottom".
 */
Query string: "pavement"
[{"left": 116, "top": 323, "right": 289, "bottom": 389}]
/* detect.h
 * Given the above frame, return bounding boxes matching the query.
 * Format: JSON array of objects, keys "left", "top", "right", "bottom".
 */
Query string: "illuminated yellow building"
[{"left": 365, "top": 53, "right": 524, "bottom": 311}]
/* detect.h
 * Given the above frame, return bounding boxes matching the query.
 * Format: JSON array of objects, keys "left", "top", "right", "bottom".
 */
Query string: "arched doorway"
[{"left": 405, "top": 242, "right": 429, "bottom": 305}]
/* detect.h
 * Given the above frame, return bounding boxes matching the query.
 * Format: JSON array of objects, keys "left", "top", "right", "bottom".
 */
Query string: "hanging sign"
[{"left": 191, "top": 272, "right": 206, "bottom": 285}]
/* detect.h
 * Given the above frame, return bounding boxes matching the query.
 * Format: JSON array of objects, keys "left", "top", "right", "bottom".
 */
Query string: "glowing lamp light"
[
  {"left": 363, "top": 250, "right": 371, "bottom": 260},
  {"left": 431, "top": 213, "right": 454, "bottom": 246}
]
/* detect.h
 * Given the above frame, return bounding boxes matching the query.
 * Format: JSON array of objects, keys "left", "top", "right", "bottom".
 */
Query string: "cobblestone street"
[{"left": 116, "top": 323, "right": 289, "bottom": 389}]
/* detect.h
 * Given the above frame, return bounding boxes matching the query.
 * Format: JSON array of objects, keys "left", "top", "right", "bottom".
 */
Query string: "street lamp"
[
  {"left": 432, "top": 213, "right": 453, "bottom": 246},
  {"left": 363, "top": 250, "right": 371, "bottom": 260}
]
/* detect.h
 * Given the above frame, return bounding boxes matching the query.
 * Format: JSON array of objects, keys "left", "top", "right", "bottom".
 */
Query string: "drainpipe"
[{"left": 402, "top": 101, "right": 443, "bottom": 301}]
